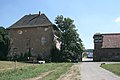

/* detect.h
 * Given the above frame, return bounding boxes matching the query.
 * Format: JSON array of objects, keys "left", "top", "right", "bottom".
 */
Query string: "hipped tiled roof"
[{"left": 9, "top": 13, "right": 53, "bottom": 28}]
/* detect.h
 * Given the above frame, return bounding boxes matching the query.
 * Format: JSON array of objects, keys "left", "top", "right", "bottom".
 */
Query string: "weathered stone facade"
[
  {"left": 93, "top": 33, "right": 120, "bottom": 61},
  {"left": 8, "top": 13, "right": 59, "bottom": 61}
]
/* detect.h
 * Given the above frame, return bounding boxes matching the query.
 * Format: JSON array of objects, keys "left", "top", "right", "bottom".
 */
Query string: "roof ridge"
[
  {"left": 94, "top": 33, "right": 120, "bottom": 35},
  {"left": 102, "top": 33, "right": 120, "bottom": 35},
  {"left": 8, "top": 13, "right": 53, "bottom": 29}
]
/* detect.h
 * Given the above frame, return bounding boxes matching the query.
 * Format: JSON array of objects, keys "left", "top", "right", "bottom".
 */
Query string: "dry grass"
[
  {"left": 0, "top": 61, "right": 73, "bottom": 80},
  {"left": 57, "top": 63, "right": 81, "bottom": 80},
  {"left": 0, "top": 61, "right": 34, "bottom": 71}
]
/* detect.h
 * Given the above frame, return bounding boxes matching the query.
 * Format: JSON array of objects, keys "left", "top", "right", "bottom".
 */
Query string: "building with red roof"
[{"left": 93, "top": 33, "right": 120, "bottom": 61}]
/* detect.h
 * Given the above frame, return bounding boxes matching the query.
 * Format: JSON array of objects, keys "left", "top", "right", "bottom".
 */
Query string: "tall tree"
[
  {"left": 0, "top": 27, "right": 9, "bottom": 60},
  {"left": 55, "top": 15, "right": 84, "bottom": 62}
]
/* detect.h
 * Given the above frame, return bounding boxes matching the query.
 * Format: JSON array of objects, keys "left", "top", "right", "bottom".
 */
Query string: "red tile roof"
[{"left": 102, "top": 33, "right": 120, "bottom": 48}]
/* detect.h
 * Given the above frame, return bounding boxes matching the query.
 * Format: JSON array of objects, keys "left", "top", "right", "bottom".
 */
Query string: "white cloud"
[{"left": 115, "top": 17, "right": 120, "bottom": 23}]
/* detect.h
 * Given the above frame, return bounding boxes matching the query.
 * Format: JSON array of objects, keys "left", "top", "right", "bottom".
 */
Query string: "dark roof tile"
[{"left": 9, "top": 13, "right": 53, "bottom": 28}]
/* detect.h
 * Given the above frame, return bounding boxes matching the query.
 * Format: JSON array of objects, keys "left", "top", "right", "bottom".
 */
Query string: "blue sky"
[{"left": 1, "top": 0, "right": 120, "bottom": 49}]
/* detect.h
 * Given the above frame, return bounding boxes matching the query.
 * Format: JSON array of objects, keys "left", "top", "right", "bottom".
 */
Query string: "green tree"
[
  {"left": 50, "top": 44, "right": 62, "bottom": 62},
  {"left": 55, "top": 15, "right": 84, "bottom": 62},
  {"left": 0, "top": 27, "right": 9, "bottom": 60}
]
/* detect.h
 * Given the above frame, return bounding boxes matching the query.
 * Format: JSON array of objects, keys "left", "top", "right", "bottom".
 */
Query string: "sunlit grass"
[
  {"left": 41, "top": 63, "right": 73, "bottom": 80},
  {"left": 101, "top": 63, "right": 120, "bottom": 76},
  {"left": 0, "top": 62, "right": 73, "bottom": 80}
]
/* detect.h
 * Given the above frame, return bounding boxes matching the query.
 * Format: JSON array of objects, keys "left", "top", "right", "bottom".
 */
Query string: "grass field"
[
  {"left": 0, "top": 61, "right": 73, "bottom": 80},
  {"left": 0, "top": 61, "right": 33, "bottom": 70},
  {"left": 41, "top": 63, "right": 73, "bottom": 80},
  {"left": 100, "top": 63, "right": 120, "bottom": 76}
]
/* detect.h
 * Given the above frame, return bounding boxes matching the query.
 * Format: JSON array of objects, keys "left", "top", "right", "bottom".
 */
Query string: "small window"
[
  {"left": 41, "top": 36, "right": 46, "bottom": 45},
  {"left": 98, "top": 37, "right": 102, "bottom": 39},
  {"left": 95, "top": 40, "right": 99, "bottom": 42},
  {"left": 99, "top": 40, "right": 102, "bottom": 42},
  {"left": 26, "top": 39, "right": 30, "bottom": 47},
  {"left": 10, "top": 38, "right": 14, "bottom": 45},
  {"left": 17, "top": 30, "right": 23, "bottom": 34},
  {"left": 94, "top": 37, "right": 102, "bottom": 43},
  {"left": 94, "top": 37, "right": 99, "bottom": 39},
  {"left": 44, "top": 28, "right": 49, "bottom": 31}
]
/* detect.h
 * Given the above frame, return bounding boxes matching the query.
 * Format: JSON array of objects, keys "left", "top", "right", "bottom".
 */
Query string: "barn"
[
  {"left": 93, "top": 33, "right": 120, "bottom": 61},
  {"left": 7, "top": 12, "right": 60, "bottom": 61}
]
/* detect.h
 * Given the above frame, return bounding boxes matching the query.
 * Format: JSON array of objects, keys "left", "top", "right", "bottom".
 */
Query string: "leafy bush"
[
  {"left": 50, "top": 45, "right": 62, "bottom": 62},
  {"left": 0, "top": 27, "right": 9, "bottom": 60}
]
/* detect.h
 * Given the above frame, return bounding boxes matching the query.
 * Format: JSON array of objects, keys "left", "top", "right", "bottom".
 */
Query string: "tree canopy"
[
  {"left": 0, "top": 27, "right": 9, "bottom": 60},
  {"left": 53, "top": 15, "right": 84, "bottom": 62}
]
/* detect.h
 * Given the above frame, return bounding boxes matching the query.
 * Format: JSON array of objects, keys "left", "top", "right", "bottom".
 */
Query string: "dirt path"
[
  {"left": 25, "top": 70, "right": 55, "bottom": 80},
  {"left": 25, "top": 63, "right": 81, "bottom": 80},
  {"left": 57, "top": 63, "right": 81, "bottom": 80}
]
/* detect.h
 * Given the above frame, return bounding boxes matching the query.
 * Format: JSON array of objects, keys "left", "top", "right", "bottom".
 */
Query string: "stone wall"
[
  {"left": 8, "top": 26, "right": 54, "bottom": 60},
  {"left": 94, "top": 48, "right": 120, "bottom": 61}
]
